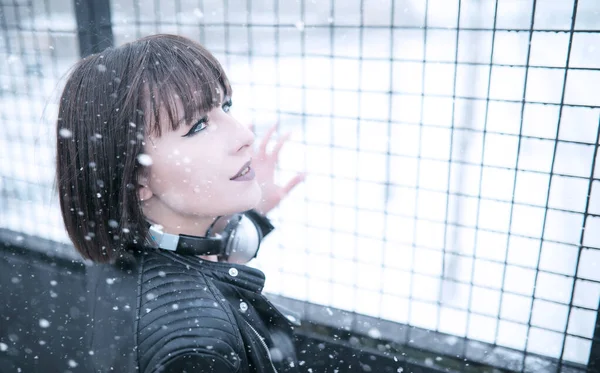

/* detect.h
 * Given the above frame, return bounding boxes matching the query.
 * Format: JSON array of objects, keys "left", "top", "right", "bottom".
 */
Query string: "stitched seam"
[
  {"left": 139, "top": 306, "right": 236, "bottom": 334},
  {"left": 140, "top": 294, "right": 225, "bottom": 312},
  {"left": 139, "top": 315, "right": 241, "bottom": 345},
  {"left": 142, "top": 274, "right": 201, "bottom": 284},
  {"left": 140, "top": 280, "right": 207, "bottom": 296},
  {"left": 150, "top": 347, "right": 240, "bottom": 373},
  {"left": 202, "top": 272, "right": 245, "bottom": 355},
  {"left": 142, "top": 334, "right": 239, "bottom": 358}
]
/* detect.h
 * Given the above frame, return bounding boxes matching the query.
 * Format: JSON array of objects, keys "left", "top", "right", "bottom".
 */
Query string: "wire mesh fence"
[{"left": 1, "top": 0, "right": 599, "bottom": 371}]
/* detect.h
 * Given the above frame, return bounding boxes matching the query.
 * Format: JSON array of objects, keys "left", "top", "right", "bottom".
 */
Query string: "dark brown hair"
[{"left": 56, "top": 34, "right": 232, "bottom": 263}]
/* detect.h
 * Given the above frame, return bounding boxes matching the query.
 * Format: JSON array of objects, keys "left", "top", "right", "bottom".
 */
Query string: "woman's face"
[{"left": 139, "top": 91, "right": 261, "bottom": 231}]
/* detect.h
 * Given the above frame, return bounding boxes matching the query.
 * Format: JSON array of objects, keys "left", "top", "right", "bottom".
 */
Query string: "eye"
[
  {"left": 184, "top": 116, "right": 209, "bottom": 137},
  {"left": 222, "top": 99, "right": 232, "bottom": 113}
]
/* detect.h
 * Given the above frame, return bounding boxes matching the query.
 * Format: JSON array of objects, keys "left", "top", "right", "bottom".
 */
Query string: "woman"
[{"left": 56, "top": 34, "right": 305, "bottom": 372}]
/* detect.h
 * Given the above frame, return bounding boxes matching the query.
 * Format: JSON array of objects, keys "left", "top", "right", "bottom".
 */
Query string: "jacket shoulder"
[
  {"left": 136, "top": 252, "right": 244, "bottom": 373},
  {"left": 146, "top": 349, "right": 239, "bottom": 373}
]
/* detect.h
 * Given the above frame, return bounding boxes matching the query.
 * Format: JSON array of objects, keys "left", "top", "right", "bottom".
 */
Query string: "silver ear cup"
[{"left": 225, "top": 215, "right": 261, "bottom": 264}]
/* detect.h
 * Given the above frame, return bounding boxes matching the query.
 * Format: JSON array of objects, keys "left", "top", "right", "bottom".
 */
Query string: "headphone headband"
[
  {"left": 145, "top": 210, "right": 275, "bottom": 263},
  {"left": 147, "top": 224, "right": 224, "bottom": 256}
]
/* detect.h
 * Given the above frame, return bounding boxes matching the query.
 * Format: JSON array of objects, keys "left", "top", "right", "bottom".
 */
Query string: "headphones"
[{"left": 145, "top": 209, "right": 274, "bottom": 264}]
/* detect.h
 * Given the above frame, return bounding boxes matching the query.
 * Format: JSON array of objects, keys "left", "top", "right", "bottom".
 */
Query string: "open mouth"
[{"left": 230, "top": 159, "right": 252, "bottom": 180}]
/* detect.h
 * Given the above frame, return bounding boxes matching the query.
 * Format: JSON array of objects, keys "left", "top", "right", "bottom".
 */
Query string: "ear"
[
  {"left": 138, "top": 186, "right": 153, "bottom": 202},
  {"left": 137, "top": 175, "right": 153, "bottom": 202}
]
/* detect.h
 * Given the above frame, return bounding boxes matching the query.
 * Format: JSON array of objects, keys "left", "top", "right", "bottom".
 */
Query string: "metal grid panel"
[
  {"left": 0, "top": 0, "right": 78, "bottom": 253},
  {"left": 1, "top": 0, "right": 599, "bottom": 370}
]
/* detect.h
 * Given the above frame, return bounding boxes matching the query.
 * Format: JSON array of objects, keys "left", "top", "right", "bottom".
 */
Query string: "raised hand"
[{"left": 249, "top": 123, "right": 306, "bottom": 215}]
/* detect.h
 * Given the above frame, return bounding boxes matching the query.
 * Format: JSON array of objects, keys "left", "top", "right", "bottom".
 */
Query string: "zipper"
[{"left": 243, "top": 319, "right": 279, "bottom": 373}]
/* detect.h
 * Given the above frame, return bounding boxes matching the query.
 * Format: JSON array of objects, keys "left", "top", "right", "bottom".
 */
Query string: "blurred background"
[{"left": 0, "top": 0, "right": 599, "bottom": 371}]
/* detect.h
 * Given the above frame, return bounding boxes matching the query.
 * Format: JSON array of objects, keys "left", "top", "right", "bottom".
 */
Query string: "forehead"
[{"left": 146, "top": 83, "right": 229, "bottom": 137}]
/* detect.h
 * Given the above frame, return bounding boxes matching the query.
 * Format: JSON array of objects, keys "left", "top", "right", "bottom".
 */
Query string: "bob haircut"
[{"left": 56, "top": 34, "right": 232, "bottom": 263}]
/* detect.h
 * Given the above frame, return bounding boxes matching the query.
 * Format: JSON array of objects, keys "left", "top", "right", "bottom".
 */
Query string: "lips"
[{"left": 230, "top": 159, "right": 252, "bottom": 180}]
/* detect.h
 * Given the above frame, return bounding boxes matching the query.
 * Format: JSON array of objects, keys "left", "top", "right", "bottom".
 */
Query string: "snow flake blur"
[{"left": 137, "top": 153, "right": 153, "bottom": 166}]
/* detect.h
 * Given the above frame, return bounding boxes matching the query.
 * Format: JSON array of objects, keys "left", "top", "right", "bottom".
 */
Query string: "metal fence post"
[
  {"left": 591, "top": 315, "right": 600, "bottom": 370},
  {"left": 73, "top": 0, "right": 114, "bottom": 57}
]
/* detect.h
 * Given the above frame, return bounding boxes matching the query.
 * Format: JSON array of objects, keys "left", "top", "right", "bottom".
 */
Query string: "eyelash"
[{"left": 184, "top": 99, "right": 233, "bottom": 137}]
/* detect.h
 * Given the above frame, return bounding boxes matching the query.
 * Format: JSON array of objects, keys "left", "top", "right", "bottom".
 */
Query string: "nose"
[{"left": 230, "top": 117, "right": 255, "bottom": 154}]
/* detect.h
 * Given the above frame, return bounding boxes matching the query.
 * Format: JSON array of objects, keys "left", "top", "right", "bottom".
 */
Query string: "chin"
[
  {"left": 224, "top": 183, "right": 262, "bottom": 215},
  {"left": 244, "top": 183, "right": 262, "bottom": 211},
  {"left": 242, "top": 183, "right": 263, "bottom": 211}
]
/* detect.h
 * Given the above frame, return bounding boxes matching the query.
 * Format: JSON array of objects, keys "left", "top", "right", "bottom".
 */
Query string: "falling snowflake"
[
  {"left": 59, "top": 128, "right": 72, "bottom": 138},
  {"left": 367, "top": 328, "right": 381, "bottom": 339},
  {"left": 137, "top": 153, "right": 153, "bottom": 166}
]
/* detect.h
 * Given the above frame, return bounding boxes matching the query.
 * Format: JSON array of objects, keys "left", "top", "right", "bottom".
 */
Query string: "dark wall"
[{"left": 0, "top": 242, "right": 89, "bottom": 373}]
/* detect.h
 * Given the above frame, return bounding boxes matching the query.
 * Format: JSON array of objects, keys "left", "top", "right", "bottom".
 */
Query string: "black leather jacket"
[{"left": 84, "top": 247, "right": 301, "bottom": 373}]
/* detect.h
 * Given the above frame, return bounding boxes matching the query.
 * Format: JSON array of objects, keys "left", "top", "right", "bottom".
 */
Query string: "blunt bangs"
[{"left": 138, "top": 35, "right": 232, "bottom": 138}]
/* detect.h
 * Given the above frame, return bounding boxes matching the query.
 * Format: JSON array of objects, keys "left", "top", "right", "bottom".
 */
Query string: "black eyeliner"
[
  {"left": 182, "top": 116, "right": 209, "bottom": 137},
  {"left": 182, "top": 99, "right": 232, "bottom": 137}
]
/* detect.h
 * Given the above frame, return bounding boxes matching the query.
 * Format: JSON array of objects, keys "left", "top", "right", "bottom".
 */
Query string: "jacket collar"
[{"left": 153, "top": 250, "right": 266, "bottom": 293}]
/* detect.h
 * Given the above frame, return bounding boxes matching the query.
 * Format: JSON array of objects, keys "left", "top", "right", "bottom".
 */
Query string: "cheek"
[{"left": 149, "top": 145, "right": 224, "bottom": 197}]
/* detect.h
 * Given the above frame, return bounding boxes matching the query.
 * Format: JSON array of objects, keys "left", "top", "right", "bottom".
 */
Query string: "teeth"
[{"left": 240, "top": 166, "right": 249, "bottom": 176}]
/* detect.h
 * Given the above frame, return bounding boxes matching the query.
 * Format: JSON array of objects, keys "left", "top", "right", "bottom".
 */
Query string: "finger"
[
  {"left": 272, "top": 131, "right": 292, "bottom": 159},
  {"left": 259, "top": 123, "right": 278, "bottom": 155},
  {"left": 247, "top": 122, "right": 254, "bottom": 133},
  {"left": 281, "top": 173, "right": 306, "bottom": 196}
]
